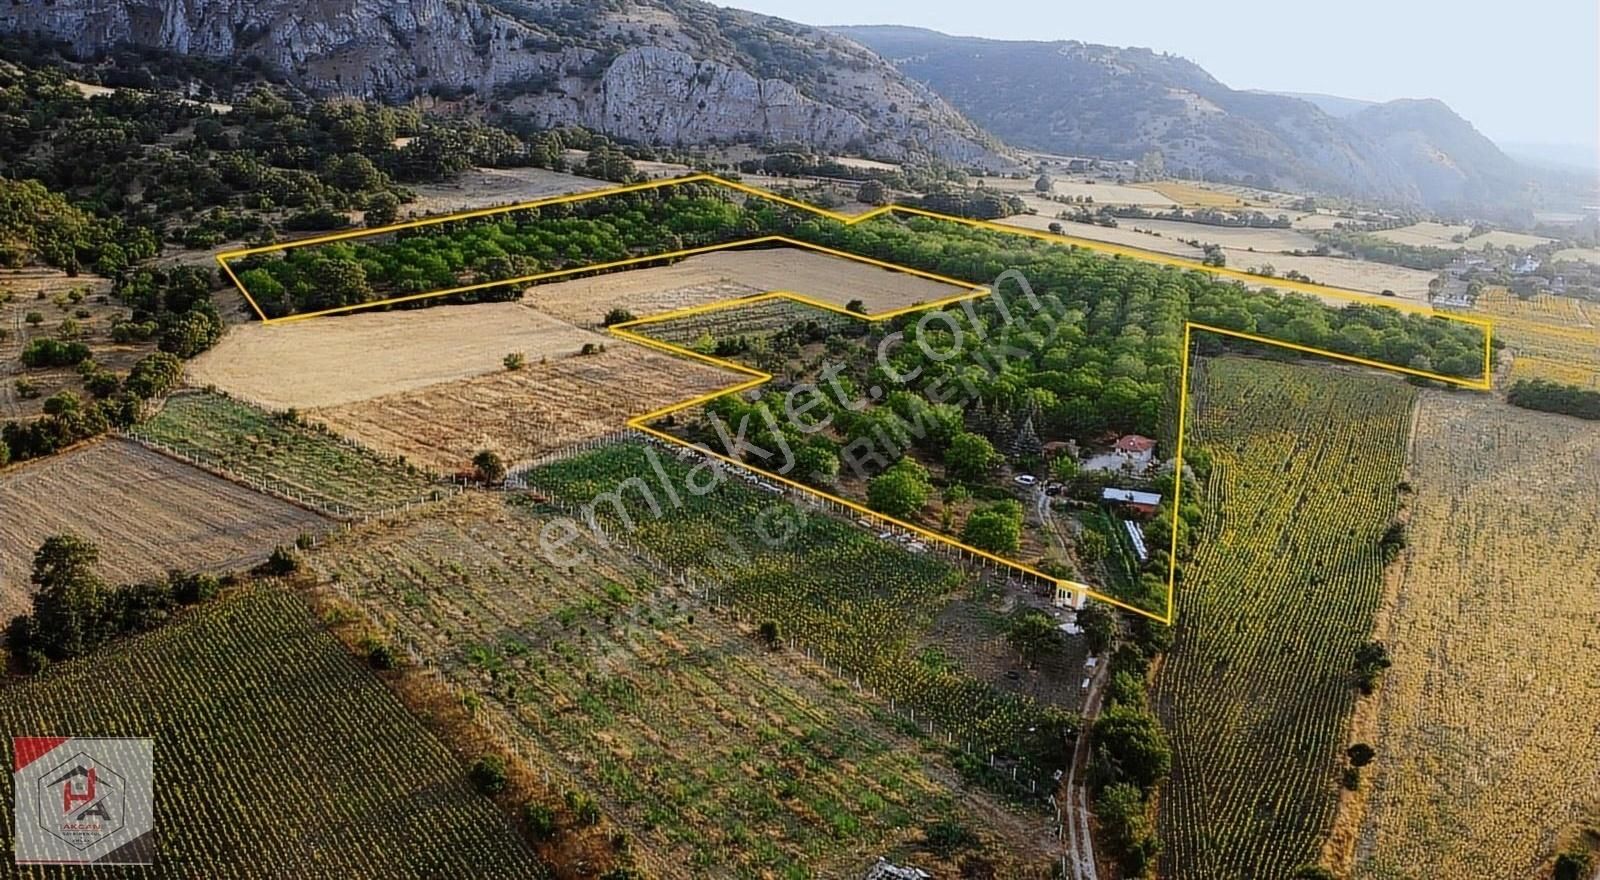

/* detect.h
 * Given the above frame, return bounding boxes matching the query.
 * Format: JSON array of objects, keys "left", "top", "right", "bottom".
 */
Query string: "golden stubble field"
[
  {"left": 523, "top": 247, "right": 969, "bottom": 325},
  {"left": 0, "top": 439, "right": 328, "bottom": 621},
  {"left": 186, "top": 303, "right": 606, "bottom": 409},
  {"left": 1328, "top": 393, "right": 1600, "bottom": 880},
  {"left": 310, "top": 347, "right": 739, "bottom": 472}
]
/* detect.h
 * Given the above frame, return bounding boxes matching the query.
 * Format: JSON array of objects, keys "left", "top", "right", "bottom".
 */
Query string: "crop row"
[
  {"left": 1151, "top": 357, "right": 1415, "bottom": 879},
  {"left": 0, "top": 588, "right": 543, "bottom": 878}
]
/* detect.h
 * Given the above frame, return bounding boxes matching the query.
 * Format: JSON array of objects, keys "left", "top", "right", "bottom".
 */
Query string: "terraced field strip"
[
  {"left": 1154, "top": 357, "right": 1415, "bottom": 879},
  {"left": 0, "top": 588, "right": 544, "bottom": 878}
]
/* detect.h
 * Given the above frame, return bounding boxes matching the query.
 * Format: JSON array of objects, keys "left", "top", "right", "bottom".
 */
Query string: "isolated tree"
[
  {"left": 602, "top": 307, "right": 636, "bottom": 326},
  {"left": 944, "top": 431, "right": 999, "bottom": 483},
  {"left": 364, "top": 191, "right": 401, "bottom": 227},
  {"left": 28, "top": 534, "right": 109, "bottom": 662},
  {"left": 962, "top": 503, "right": 1022, "bottom": 554},
  {"left": 1006, "top": 610, "right": 1059, "bottom": 667},
  {"left": 757, "top": 620, "right": 781, "bottom": 649},
  {"left": 856, "top": 179, "right": 889, "bottom": 206},
  {"left": 1346, "top": 742, "right": 1376, "bottom": 767},
  {"left": 1048, "top": 221, "right": 1064, "bottom": 234},
  {"left": 1079, "top": 601, "right": 1117, "bottom": 654},
  {"left": 866, "top": 457, "right": 931, "bottom": 518},
  {"left": 1094, "top": 702, "right": 1172, "bottom": 791},
  {"left": 1033, "top": 173, "right": 1053, "bottom": 193},
  {"left": 1353, "top": 640, "right": 1392, "bottom": 693},
  {"left": 469, "top": 755, "right": 509, "bottom": 795},
  {"left": 473, "top": 450, "right": 507, "bottom": 486}
]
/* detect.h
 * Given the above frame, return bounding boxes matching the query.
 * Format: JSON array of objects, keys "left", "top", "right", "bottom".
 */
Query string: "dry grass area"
[
  {"left": 187, "top": 303, "right": 604, "bottom": 409},
  {"left": 1232, "top": 252, "right": 1438, "bottom": 300},
  {"left": 1138, "top": 179, "right": 1269, "bottom": 208},
  {"left": 310, "top": 347, "right": 738, "bottom": 471},
  {"left": 1327, "top": 393, "right": 1600, "bottom": 880},
  {"left": 404, "top": 166, "right": 614, "bottom": 216},
  {"left": 527, "top": 247, "right": 968, "bottom": 320},
  {"left": 524, "top": 271, "right": 762, "bottom": 328},
  {"left": 1553, "top": 247, "right": 1600, "bottom": 266},
  {"left": 1373, "top": 222, "right": 1553, "bottom": 251},
  {"left": 0, "top": 439, "right": 327, "bottom": 621},
  {"left": 994, "top": 213, "right": 1205, "bottom": 258},
  {"left": 0, "top": 269, "right": 136, "bottom": 419}
]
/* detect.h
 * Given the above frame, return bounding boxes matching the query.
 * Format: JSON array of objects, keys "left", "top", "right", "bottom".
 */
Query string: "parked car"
[{"left": 1013, "top": 474, "right": 1038, "bottom": 486}]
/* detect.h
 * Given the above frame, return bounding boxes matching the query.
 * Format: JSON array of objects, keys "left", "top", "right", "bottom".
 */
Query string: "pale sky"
[{"left": 721, "top": 0, "right": 1600, "bottom": 150}]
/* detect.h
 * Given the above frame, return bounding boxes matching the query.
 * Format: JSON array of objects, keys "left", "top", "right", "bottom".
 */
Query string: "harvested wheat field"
[
  {"left": 1129, "top": 218, "right": 1320, "bottom": 253},
  {"left": 1229, "top": 251, "right": 1438, "bottom": 301},
  {"left": 1327, "top": 393, "right": 1600, "bottom": 880},
  {"left": 0, "top": 439, "right": 328, "bottom": 620},
  {"left": 994, "top": 213, "right": 1206, "bottom": 258},
  {"left": 525, "top": 246, "right": 969, "bottom": 320},
  {"left": 187, "top": 303, "right": 604, "bottom": 409},
  {"left": 1373, "top": 221, "right": 1553, "bottom": 251},
  {"left": 310, "top": 347, "right": 738, "bottom": 471}
]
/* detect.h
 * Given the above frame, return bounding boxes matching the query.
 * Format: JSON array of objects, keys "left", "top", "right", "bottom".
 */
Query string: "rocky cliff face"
[{"left": 0, "top": 0, "right": 1006, "bottom": 167}]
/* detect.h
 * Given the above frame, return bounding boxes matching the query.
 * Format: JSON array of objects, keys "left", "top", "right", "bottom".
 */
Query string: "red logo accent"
[{"left": 62, "top": 768, "right": 96, "bottom": 814}]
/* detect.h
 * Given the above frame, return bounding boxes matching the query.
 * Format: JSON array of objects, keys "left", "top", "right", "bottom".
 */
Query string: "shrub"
[
  {"left": 602, "top": 308, "right": 635, "bottom": 326},
  {"left": 469, "top": 755, "right": 509, "bottom": 795},
  {"left": 503, "top": 352, "right": 526, "bottom": 371},
  {"left": 259, "top": 545, "right": 299, "bottom": 576},
  {"left": 521, "top": 801, "right": 558, "bottom": 841}
]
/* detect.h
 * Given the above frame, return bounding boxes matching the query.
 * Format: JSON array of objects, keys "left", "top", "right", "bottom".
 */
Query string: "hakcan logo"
[{"left": 12, "top": 738, "right": 154, "bottom": 865}]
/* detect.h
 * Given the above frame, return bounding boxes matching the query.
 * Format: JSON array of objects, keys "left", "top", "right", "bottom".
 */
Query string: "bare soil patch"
[
  {"left": 525, "top": 246, "right": 969, "bottom": 319},
  {"left": 404, "top": 166, "right": 614, "bottom": 217},
  {"left": 310, "top": 348, "right": 738, "bottom": 471},
  {"left": 0, "top": 439, "right": 328, "bottom": 620},
  {"left": 187, "top": 303, "right": 604, "bottom": 409}
]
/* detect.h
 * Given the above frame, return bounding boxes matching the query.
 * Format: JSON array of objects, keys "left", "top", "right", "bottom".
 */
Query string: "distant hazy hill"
[
  {"left": 839, "top": 25, "right": 1531, "bottom": 211},
  {"left": 1251, "top": 90, "right": 1376, "bottom": 119},
  {"left": 0, "top": 0, "right": 1006, "bottom": 168}
]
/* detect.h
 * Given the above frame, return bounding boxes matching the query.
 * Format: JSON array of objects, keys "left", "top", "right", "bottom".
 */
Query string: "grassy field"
[
  {"left": 311, "top": 347, "right": 737, "bottom": 472},
  {"left": 0, "top": 587, "right": 545, "bottom": 878},
  {"left": 1153, "top": 356, "right": 1416, "bottom": 879},
  {"left": 311, "top": 494, "right": 1052, "bottom": 879},
  {"left": 1332, "top": 393, "right": 1600, "bottom": 880},
  {"left": 0, "top": 439, "right": 328, "bottom": 622},
  {"left": 135, "top": 392, "right": 444, "bottom": 516}
]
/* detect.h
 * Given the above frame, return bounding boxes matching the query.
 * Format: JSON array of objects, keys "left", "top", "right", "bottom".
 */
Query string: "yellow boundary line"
[{"left": 212, "top": 172, "right": 1500, "bottom": 623}]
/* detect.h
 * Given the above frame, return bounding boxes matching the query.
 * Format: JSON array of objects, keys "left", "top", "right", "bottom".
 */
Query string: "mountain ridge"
[{"left": 837, "top": 24, "right": 1532, "bottom": 212}]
